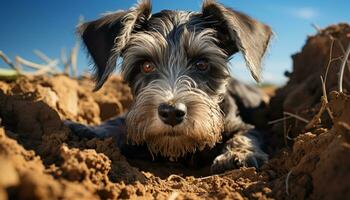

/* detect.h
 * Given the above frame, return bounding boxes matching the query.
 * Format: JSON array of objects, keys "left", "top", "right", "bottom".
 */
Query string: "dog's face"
[{"left": 79, "top": 0, "right": 272, "bottom": 159}]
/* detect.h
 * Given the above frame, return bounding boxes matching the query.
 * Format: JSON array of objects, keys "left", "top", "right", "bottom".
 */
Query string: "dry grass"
[{"left": 0, "top": 17, "right": 84, "bottom": 79}]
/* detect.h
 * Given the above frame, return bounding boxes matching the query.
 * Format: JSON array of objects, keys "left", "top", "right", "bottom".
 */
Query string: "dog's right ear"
[{"left": 78, "top": 0, "right": 152, "bottom": 90}]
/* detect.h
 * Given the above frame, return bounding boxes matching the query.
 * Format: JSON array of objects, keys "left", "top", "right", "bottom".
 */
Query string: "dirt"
[
  {"left": 269, "top": 23, "right": 350, "bottom": 142},
  {"left": 0, "top": 23, "right": 349, "bottom": 200}
]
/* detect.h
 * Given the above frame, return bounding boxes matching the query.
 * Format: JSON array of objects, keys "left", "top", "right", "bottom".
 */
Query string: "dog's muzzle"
[{"left": 125, "top": 76, "right": 224, "bottom": 159}]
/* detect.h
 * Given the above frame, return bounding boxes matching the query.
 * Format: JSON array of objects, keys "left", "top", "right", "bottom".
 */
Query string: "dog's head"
[{"left": 79, "top": 0, "right": 272, "bottom": 159}]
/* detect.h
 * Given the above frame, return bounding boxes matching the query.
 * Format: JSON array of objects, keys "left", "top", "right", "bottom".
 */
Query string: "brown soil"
[
  {"left": 269, "top": 23, "right": 350, "bottom": 143},
  {"left": 0, "top": 23, "right": 349, "bottom": 200}
]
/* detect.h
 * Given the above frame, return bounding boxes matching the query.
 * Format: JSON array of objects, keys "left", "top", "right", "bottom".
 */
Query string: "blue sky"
[{"left": 0, "top": 0, "right": 349, "bottom": 85}]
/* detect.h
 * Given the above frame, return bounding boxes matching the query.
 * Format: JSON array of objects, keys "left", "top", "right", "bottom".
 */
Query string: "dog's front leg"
[
  {"left": 210, "top": 79, "right": 269, "bottom": 173},
  {"left": 64, "top": 116, "right": 127, "bottom": 148},
  {"left": 211, "top": 128, "right": 268, "bottom": 173}
]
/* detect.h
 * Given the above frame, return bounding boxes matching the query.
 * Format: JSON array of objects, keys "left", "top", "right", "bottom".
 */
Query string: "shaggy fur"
[{"left": 68, "top": 0, "right": 272, "bottom": 173}]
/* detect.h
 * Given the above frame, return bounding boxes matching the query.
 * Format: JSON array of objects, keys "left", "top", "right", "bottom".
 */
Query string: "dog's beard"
[{"left": 126, "top": 76, "right": 224, "bottom": 159}]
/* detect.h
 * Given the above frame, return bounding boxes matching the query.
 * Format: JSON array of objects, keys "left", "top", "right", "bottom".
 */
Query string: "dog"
[{"left": 66, "top": 0, "right": 272, "bottom": 173}]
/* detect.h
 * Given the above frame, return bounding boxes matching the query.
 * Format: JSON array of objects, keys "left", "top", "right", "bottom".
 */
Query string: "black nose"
[{"left": 158, "top": 103, "right": 187, "bottom": 126}]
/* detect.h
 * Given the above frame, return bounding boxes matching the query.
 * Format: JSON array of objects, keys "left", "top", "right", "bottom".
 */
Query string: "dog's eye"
[
  {"left": 195, "top": 60, "right": 209, "bottom": 72},
  {"left": 141, "top": 61, "right": 155, "bottom": 73}
]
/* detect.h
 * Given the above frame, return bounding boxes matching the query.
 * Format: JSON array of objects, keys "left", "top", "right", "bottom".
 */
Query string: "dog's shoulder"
[{"left": 222, "top": 77, "right": 269, "bottom": 132}]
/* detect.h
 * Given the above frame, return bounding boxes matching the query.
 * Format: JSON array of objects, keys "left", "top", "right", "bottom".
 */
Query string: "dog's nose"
[{"left": 158, "top": 103, "right": 187, "bottom": 126}]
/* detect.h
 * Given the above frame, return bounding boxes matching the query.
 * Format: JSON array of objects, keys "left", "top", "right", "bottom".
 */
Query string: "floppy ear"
[
  {"left": 201, "top": 0, "right": 272, "bottom": 82},
  {"left": 78, "top": 0, "right": 152, "bottom": 90}
]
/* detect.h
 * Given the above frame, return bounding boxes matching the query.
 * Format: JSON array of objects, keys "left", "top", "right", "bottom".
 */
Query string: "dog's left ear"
[{"left": 201, "top": 0, "right": 272, "bottom": 82}]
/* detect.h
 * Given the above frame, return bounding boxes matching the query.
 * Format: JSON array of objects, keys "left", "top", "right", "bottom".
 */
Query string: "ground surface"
[{"left": 0, "top": 24, "right": 349, "bottom": 200}]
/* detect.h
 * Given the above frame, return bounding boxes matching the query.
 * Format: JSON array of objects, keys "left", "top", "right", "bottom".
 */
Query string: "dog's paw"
[{"left": 211, "top": 148, "right": 268, "bottom": 174}]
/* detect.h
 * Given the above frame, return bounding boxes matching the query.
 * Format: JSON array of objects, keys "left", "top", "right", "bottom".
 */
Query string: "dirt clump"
[
  {"left": 0, "top": 128, "right": 100, "bottom": 200},
  {"left": 0, "top": 23, "right": 349, "bottom": 199},
  {"left": 269, "top": 23, "right": 350, "bottom": 145},
  {"left": 263, "top": 91, "right": 350, "bottom": 199}
]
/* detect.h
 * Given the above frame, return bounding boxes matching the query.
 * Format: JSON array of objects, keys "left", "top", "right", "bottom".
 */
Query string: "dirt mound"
[
  {"left": 0, "top": 23, "right": 349, "bottom": 200},
  {"left": 269, "top": 23, "right": 350, "bottom": 145},
  {"left": 264, "top": 91, "right": 350, "bottom": 199},
  {"left": 0, "top": 75, "right": 132, "bottom": 125}
]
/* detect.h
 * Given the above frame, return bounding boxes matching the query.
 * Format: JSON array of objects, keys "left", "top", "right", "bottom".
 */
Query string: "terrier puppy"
[{"left": 67, "top": 0, "right": 272, "bottom": 173}]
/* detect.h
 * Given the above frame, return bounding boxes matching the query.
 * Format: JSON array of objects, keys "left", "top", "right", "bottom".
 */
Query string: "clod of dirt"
[
  {"left": 0, "top": 128, "right": 100, "bottom": 200},
  {"left": 59, "top": 144, "right": 111, "bottom": 182}
]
